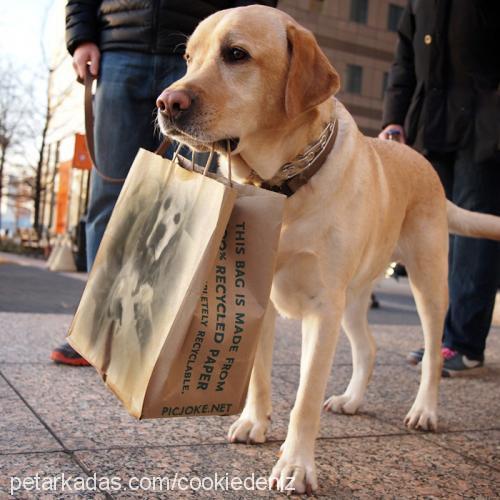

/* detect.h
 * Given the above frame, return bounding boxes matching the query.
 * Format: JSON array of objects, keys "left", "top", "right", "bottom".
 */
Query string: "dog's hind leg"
[
  {"left": 324, "top": 284, "right": 375, "bottom": 414},
  {"left": 400, "top": 223, "right": 448, "bottom": 431},
  {"left": 227, "top": 303, "right": 276, "bottom": 444}
]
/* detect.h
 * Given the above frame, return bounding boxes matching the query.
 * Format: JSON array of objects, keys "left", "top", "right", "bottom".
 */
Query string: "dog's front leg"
[
  {"left": 227, "top": 303, "right": 276, "bottom": 444},
  {"left": 270, "top": 296, "right": 344, "bottom": 495}
]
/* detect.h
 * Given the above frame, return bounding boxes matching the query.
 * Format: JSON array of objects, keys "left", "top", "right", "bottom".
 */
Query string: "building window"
[
  {"left": 388, "top": 4, "right": 404, "bottom": 32},
  {"left": 350, "top": 0, "right": 368, "bottom": 24},
  {"left": 346, "top": 64, "right": 363, "bottom": 94},
  {"left": 382, "top": 72, "right": 389, "bottom": 98}
]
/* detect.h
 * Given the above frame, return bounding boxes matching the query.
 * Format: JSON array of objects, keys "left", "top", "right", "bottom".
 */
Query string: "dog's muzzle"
[
  {"left": 156, "top": 89, "right": 192, "bottom": 122},
  {"left": 156, "top": 89, "right": 240, "bottom": 153}
]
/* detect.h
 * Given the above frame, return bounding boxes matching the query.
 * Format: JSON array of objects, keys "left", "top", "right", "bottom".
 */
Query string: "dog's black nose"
[{"left": 156, "top": 89, "right": 192, "bottom": 119}]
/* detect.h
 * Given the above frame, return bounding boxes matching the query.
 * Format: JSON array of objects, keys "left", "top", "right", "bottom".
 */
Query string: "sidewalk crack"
[{"left": 0, "top": 368, "right": 114, "bottom": 500}]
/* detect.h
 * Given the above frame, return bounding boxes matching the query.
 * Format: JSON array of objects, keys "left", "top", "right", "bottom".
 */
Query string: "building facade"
[
  {"left": 37, "top": 0, "right": 405, "bottom": 239},
  {"left": 279, "top": 0, "right": 405, "bottom": 136}
]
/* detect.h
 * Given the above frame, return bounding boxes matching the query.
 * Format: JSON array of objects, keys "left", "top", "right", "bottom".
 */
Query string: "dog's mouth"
[
  {"left": 157, "top": 114, "right": 240, "bottom": 154},
  {"left": 215, "top": 138, "right": 240, "bottom": 153},
  {"left": 169, "top": 129, "right": 240, "bottom": 154}
]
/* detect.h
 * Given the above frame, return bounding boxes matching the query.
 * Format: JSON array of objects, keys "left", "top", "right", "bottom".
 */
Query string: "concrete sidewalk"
[{"left": 0, "top": 252, "right": 499, "bottom": 498}]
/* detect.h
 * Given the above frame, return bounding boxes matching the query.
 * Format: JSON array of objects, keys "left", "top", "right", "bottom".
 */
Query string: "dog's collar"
[{"left": 248, "top": 119, "right": 339, "bottom": 197}]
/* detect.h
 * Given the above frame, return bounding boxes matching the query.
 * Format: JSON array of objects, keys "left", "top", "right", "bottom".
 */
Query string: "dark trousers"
[
  {"left": 429, "top": 149, "right": 500, "bottom": 360},
  {"left": 87, "top": 51, "right": 187, "bottom": 271}
]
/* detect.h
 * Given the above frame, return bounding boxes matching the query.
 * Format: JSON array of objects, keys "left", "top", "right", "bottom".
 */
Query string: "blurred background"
[{"left": 0, "top": 0, "right": 404, "bottom": 264}]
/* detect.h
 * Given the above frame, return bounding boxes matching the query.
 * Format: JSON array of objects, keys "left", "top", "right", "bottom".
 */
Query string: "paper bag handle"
[
  {"left": 173, "top": 143, "right": 232, "bottom": 187},
  {"left": 225, "top": 141, "right": 233, "bottom": 186}
]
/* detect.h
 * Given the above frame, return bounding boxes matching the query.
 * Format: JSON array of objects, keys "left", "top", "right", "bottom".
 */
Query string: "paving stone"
[
  {"left": 75, "top": 435, "right": 500, "bottom": 499},
  {"left": 0, "top": 363, "right": 229, "bottom": 451},
  {"left": 2, "top": 311, "right": 496, "bottom": 370},
  {"left": 360, "top": 364, "right": 500, "bottom": 432},
  {"left": 1, "top": 258, "right": 499, "bottom": 499},
  {"left": 371, "top": 324, "right": 500, "bottom": 364},
  {"left": 0, "top": 363, "right": 400, "bottom": 453},
  {"left": 270, "top": 360, "right": 500, "bottom": 435},
  {"left": 0, "top": 452, "right": 105, "bottom": 499},
  {"left": 0, "top": 312, "right": 408, "bottom": 367},
  {"left": 273, "top": 316, "right": 351, "bottom": 366},
  {"left": 0, "top": 313, "right": 73, "bottom": 364},
  {"left": 0, "top": 377, "right": 61, "bottom": 454},
  {"left": 267, "top": 365, "right": 404, "bottom": 441},
  {"left": 314, "top": 435, "right": 500, "bottom": 498},
  {"left": 273, "top": 317, "right": 410, "bottom": 367},
  {"left": 0, "top": 376, "right": 12, "bottom": 398},
  {"left": 424, "top": 430, "right": 500, "bottom": 470},
  {"left": 76, "top": 443, "right": 276, "bottom": 499}
]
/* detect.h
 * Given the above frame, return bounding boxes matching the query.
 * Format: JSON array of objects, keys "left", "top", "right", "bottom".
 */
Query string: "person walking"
[
  {"left": 51, "top": 0, "right": 277, "bottom": 366},
  {"left": 379, "top": 0, "right": 500, "bottom": 376}
]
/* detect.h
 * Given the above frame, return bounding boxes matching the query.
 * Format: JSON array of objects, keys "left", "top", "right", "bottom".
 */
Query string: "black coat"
[
  {"left": 382, "top": 0, "right": 500, "bottom": 162},
  {"left": 66, "top": 0, "right": 277, "bottom": 56}
]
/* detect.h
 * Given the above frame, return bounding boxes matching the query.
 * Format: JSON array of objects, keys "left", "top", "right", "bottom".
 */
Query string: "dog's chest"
[{"left": 271, "top": 214, "right": 329, "bottom": 319}]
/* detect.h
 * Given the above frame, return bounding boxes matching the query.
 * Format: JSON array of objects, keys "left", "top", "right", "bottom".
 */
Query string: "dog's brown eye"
[{"left": 224, "top": 47, "right": 250, "bottom": 63}]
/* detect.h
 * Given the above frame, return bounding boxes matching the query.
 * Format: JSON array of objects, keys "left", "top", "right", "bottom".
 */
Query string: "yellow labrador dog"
[{"left": 156, "top": 5, "right": 500, "bottom": 494}]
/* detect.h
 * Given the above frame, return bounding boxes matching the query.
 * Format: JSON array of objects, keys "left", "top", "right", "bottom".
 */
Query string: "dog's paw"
[
  {"left": 227, "top": 414, "right": 270, "bottom": 444},
  {"left": 269, "top": 444, "right": 317, "bottom": 495},
  {"left": 404, "top": 405, "right": 438, "bottom": 431},
  {"left": 323, "top": 393, "right": 361, "bottom": 414}
]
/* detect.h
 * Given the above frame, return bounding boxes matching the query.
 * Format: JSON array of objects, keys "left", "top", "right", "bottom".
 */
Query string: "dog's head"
[{"left": 157, "top": 5, "right": 340, "bottom": 176}]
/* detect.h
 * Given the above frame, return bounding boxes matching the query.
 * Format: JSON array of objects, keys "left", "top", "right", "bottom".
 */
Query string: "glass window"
[
  {"left": 388, "top": 4, "right": 404, "bottom": 32},
  {"left": 346, "top": 65, "right": 363, "bottom": 94},
  {"left": 350, "top": 0, "right": 369, "bottom": 24}
]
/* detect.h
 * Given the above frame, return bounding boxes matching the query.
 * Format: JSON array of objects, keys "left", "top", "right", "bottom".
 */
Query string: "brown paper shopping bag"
[
  {"left": 142, "top": 180, "right": 286, "bottom": 418},
  {"left": 68, "top": 149, "right": 285, "bottom": 419},
  {"left": 68, "top": 149, "right": 237, "bottom": 417}
]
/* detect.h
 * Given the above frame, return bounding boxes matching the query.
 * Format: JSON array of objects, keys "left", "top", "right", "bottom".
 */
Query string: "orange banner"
[
  {"left": 55, "top": 160, "right": 72, "bottom": 234},
  {"left": 72, "top": 133, "right": 92, "bottom": 170}
]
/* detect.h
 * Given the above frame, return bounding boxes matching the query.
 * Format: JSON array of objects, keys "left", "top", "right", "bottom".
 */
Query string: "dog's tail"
[{"left": 447, "top": 201, "right": 500, "bottom": 240}]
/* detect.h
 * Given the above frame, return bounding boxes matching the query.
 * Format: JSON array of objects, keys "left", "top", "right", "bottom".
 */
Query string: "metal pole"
[
  {"left": 39, "top": 143, "right": 52, "bottom": 238},
  {"left": 47, "top": 141, "right": 60, "bottom": 232}
]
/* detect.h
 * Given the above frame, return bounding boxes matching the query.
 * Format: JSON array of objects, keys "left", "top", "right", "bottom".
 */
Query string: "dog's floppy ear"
[{"left": 285, "top": 23, "right": 340, "bottom": 118}]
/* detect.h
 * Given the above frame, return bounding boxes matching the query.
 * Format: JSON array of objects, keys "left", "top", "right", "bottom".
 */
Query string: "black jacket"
[
  {"left": 382, "top": 0, "right": 500, "bottom": 162},
  {"left": 66, "top": 0, "right": 277, "bottom": 56}
]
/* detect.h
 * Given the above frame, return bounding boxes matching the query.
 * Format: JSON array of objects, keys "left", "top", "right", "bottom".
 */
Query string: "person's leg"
[
  {"left": 428, "top": 152, "right": 455, "bottom": 199},
  {"left": 443, "top": 149, "right": 500, "bottom": 363},
  {"left": 428, "top": 152, "right": 457, "bottom": 329},
  {"left": 86, "top": 51, "right": 161, "bottom": 271},
  {"left": 53, "top": 51, "right": 163, "bottom": 365}
]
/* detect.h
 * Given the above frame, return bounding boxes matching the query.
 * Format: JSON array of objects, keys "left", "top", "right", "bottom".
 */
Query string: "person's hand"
[
  {"left": 72, "top": 42, "right": 101, "bottom": 80},
  {"left": 378, "top": 124, "right": 406, "bottom": 143}
]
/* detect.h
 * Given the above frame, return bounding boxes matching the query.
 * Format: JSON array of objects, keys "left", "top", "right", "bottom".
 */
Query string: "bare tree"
[
  {"left": 0, "top": 62, "right": 32, "bottom": 230},
  {"left": 1, "top": 2, "right": 79, "bottom": 238},
  {"left": 31, "top": 0, "right": 74, "bottom": 238}
]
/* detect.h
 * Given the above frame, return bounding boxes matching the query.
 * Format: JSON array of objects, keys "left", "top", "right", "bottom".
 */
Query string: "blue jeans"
[
  {"left": 430, "top": 150, "right": 500, "bottom": 361},
  {"left": 86, "top": 51, "right": 186, "bottom": 270}
]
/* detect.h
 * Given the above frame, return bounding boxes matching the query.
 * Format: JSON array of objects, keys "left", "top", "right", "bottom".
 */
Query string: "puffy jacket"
[
  {"left": 382, "top": 0, "right": 500, "bottom": 162},
  {"left": 66, "top": 0, "right": 278, "bottom": 56}
]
